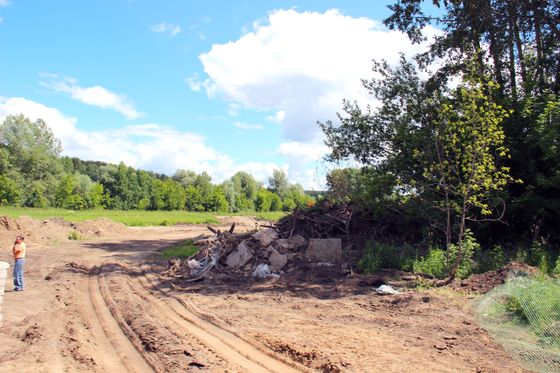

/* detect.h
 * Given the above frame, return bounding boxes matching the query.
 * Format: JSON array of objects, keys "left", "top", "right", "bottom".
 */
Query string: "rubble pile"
[{"left": 165, "top": 224, "right": 343, "bottom": 281}]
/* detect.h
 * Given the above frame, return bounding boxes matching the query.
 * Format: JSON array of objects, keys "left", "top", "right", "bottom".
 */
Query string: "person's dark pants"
[{"left": 13, "top": 258, "right": 24, "bottom": 291}]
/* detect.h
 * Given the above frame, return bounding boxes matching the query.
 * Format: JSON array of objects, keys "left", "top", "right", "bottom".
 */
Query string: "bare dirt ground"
[{"left": 0, "top": 216, "right": 527, "bottom": 372}]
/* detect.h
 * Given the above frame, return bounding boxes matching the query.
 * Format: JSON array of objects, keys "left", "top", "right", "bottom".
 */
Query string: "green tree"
[
  {"left": 268, "top": 169, "right": 289, "bottom": 197},
  {"left": 255, "top": 188, "right": 273, "bottom": 212},
  {"left": 0, "top": 174, "right": 22, "bottom": 205},
  {"left": 0, "top": 114, "right": 62, "bottom": 180},
  {"left": 424, "top": 77, "right": 518, "bottom": 278},
  {"left": 231, "top": 171, "right": 258, "bottom": 211}
]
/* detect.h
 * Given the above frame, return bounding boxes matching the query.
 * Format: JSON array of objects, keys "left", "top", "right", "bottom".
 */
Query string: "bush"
[
  {"left": 413, "top": 229, "right": 479, "bottom": 279},
  {"left": 413, "top": 248, "right": 448, "bottom": 279},
  {"left": 68, "top": 231, "right": 80, "bottom": 240},
  {"left": 552, "top": 257, "right": 560, "bottom": 278},
  {"left": 476, "top": 245, "right": 508, "bottom": 273},
  {"left": 357, "top": 241, "right": 415, "bottom": 274},
  {"left": 357, "top": 244, "right": 382, "bottom": 274}
]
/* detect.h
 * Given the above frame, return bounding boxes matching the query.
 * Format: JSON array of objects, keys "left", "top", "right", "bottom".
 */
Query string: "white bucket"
[{"left": 0, "top": 261, "right": 9, "bottom": 327}]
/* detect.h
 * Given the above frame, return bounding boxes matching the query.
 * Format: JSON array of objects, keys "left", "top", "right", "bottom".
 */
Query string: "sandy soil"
[{"left": 0, "top": 218, "right": 527, "bottom": 372}]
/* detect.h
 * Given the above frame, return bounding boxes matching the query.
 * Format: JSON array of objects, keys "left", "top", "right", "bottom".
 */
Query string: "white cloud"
[
  {"left": 266, "top": 110, "right": 285, "bottom": 123},
  {"left": 0, "top": 97, "right": 314, "bottom": 186},
  {"left": 0, "top": 0, "right": 10, "bottom": 7},
  {"left": 197, "top": 8, "right": 439, "bottom": 142},
  {"left": 185, "top": 74, "right": 204, "bottom": 92},
  {"left": 277, "top": 141, "right": 329, "bottom": 164},
  {"left": 150, "top": 22, "right": 182, "bottom": 37},
  {"left": 233, "top": 122, "right": 263, "bottom": 130},
  {"left": 40, "top": 74, "right": 142, "bottom": 120}
]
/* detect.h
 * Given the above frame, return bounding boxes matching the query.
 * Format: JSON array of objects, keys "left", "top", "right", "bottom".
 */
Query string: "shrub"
[
  {"left": 68, "top": 231, "right": 80, "bottom": 240},
  {"left": 413, "top": 248, "right": 448, "bottom": 279},
  {"left": 357, "top": 244, "right": 382, "bottom": 274},
  {"left": 552, "top": 257, "right": 560, "bottom": 278},
  {"left": 413, "top": 229, "right": 479, "bottom": 279},
  {"left": 477, "top": 245, "right": 508, "bottom": 273},
  {"left": 357, "top": 241, "right": 415, "bottom": 274}
]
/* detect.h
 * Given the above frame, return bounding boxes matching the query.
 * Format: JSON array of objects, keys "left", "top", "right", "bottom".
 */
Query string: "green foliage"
[
  {"left": 0, "top": 114, "right": 62, "bottom": 180},
  {"left": 552, "top": 257, "right": 560, "bottom": 279},
  {"left": 502, "top": 277, "right": 560, "bottom": 333},
  {"left": 254, "top": 211, "right": 286, "bottom": 222},
  {"left": 161, "top": 240, "right": 199, "bottom": 259},
  {"left": 413, "top": 229, "right": 479, "bottom": 279},
  {"left": 67, "top": 230, "right": 80, "bottom": 240},
  {"left": 413, "top": 248, "right": 448, "bottom": 279},
  {"left": 357, "top": 241, "right": 415, "bottom": 274},
  {"left": 357, "top": 246, "right": 382, "bottom": 274},
  {"left": 476, "top": 245, "right": 508, "bottom": 273},
  {"left": 0, "top": 174, "right": 22, "bottom": 205}
]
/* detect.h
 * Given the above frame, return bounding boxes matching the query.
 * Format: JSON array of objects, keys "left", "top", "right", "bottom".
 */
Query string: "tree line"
[
  {"left": 321, "top": 0, "right": 559, "bottom": 278},
  {"left": 0, "top": 114, "right": 314, "bottom": 212}
]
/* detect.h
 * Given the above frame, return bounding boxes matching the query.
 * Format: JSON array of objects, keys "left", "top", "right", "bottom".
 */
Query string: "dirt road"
[{"left": 0, "top": 223, "right": 526, "bottom": 372}]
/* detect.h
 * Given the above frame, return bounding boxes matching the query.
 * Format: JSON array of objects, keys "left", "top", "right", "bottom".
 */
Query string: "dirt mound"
[
  {"left": 0, "top": 215, "right": 129, "bottom": 244},
  {"left": 453, "top": 262, "right": 540, "bottom": 294}
]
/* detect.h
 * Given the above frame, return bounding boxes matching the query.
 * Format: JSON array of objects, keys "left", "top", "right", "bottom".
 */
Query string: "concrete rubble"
[{"left": 165, "top": 225, "right": 344, "bottom": 282}]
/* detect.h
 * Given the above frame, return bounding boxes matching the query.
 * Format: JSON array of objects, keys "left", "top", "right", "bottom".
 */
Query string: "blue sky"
[{"left": 0, "top": 0, "right": 438, "bottom": 189}]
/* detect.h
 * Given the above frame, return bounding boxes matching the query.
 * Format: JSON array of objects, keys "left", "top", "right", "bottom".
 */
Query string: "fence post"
[{"left": 0, "top": 261, "right": 9, "bottom": 327}]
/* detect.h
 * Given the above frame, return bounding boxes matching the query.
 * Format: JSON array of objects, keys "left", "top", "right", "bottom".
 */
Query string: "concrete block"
[
  {"left": 305, "top": 239, "right": 342, "bottom": 263},
  {"left": 225, "top": 240, "right": 253, "bottom": 268}
]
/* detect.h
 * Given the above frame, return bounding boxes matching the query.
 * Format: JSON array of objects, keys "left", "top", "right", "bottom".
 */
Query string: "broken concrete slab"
[
  {"left": 269, "top": 249, "right": 288, "bottom": 272},
  {"left": 305, "top": 239, "right": 342, "bottom": 263},
  {"left": 252, "top": 228, "right": 279, "bottom": 247},
  {"left": 225, "top": 240, "right": 253, "bottom": 268},
  {"left": 275, "top": 235, "right": 306, "bottom": 251}
]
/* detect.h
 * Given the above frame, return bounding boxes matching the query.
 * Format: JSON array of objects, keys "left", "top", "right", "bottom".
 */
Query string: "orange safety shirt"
[{"left": 13, "top": 242, "right": 26, "bottom": 259}]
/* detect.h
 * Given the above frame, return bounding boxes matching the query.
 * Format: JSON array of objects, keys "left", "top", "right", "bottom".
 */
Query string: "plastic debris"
[{"left": 376, "top": 285, "right": 400, "bottom": 295}]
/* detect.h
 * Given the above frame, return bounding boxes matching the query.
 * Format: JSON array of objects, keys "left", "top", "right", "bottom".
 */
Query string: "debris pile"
[
  {"left": 165, "top": 224, "right": 343, "bottom": 281},
  {"left": 276, "top": 204, "right": 353, "bottom": 239}
]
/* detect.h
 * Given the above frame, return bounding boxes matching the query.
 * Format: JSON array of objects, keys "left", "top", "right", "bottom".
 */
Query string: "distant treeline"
[{"left": 0, "top": 114, "right": 314, "bottom": 212}]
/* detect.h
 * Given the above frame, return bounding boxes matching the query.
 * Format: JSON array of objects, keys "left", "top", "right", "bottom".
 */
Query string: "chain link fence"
[{"left": 475, "top": 273, "right": 560, "bottom": 373}]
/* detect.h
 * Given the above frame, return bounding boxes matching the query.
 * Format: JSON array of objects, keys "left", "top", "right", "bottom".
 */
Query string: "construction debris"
[
  {"left": 164, "top": 224, "right": 342, "bottom": 282},
  {"left": 305, "top": 239, "right": 342, "bottom": 263}
]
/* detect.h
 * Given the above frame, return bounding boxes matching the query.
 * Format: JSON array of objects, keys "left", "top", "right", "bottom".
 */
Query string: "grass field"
[
  {"left": 161, "top": 240, "right": 199, "bottom": 259},
  {"left": 0, "top": 206, "right": 286, "bottom": 226}
]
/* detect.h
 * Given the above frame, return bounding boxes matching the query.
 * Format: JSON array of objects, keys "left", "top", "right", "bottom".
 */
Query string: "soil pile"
[
  {"left": 453, "top": 262, "right": 540, "bottom": 293},
  {"left": 0, "top": 215, "right": 129, "bottom": 244}
]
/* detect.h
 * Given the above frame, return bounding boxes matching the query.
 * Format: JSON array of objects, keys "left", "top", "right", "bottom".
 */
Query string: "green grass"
[
  {"left": 254, "top": 211, "right": 287, "bottom": 221},
  {"left": 0, "top": 206, "right": 288, "bottom": 226},
  {"left": 161, "top": 240, "right": 199, "bottom": 259},
  {"left": 0, "top": 206, "right": 220, "bottom": 226}
]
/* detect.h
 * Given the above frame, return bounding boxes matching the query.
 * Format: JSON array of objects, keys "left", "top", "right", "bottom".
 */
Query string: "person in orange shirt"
[{"left": 12, "top": 235, "right": 26, "bottom": 291}]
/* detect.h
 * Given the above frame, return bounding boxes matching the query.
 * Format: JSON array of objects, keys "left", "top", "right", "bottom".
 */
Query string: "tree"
[
  {"left": 0, "top": 114, "right": 62, "bottom": 180},
  {"left": 268, "top": 169, "right": 289, "bottom": 197},
  {"left": 425, "top": 77, "right": 518, "bottom": 278},
  {"left": 0, "top": 174, "right": 22, "bottom": 205},
  {"left": 231, "top": 171, "right": 258, "bottom": 211},
  {"left": 255, "top": 188, "right": 273, "bottom": 212},
  {"left": 326, "top": 168, "right": 361, "bottom": 203},
  {"left": 173, "top": 169, "right": 197, "bottom": 187}
]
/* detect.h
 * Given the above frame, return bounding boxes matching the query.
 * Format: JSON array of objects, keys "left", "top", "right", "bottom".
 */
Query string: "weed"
[
  {"left": 67, "top": 231, "right": 80, "bottom": 240},
  {"left": 161, "top": 240, "right": 199, "bottom": 259}
]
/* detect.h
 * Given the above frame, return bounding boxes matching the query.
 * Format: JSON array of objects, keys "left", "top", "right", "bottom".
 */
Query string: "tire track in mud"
[
  {"left": 135, "top": 265, "right": 309, "bottom": 373},
  {"left": 88, "top": 265, "right": 155, "bottom": 373},
  {"left": 98, "top": 264, "right": 230, "bottom": 372}
]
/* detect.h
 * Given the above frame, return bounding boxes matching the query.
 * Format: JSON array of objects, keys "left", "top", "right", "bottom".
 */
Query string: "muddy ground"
[{"left": 0, "top": 216, "right": 527, "bottom": 372}]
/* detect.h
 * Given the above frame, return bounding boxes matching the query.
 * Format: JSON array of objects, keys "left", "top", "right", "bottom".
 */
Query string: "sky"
[{"left": 0, "top": 0, "right": 439, "bottom": 190}]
